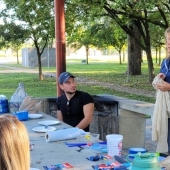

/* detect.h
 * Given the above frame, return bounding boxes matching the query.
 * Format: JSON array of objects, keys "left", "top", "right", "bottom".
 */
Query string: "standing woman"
[
  {"left": 157, "top": 27, "right": 170, "bottom": 89},
  {"left": 0, "top": 115, "right": 30, "bottom": 170},
  {"left": 152, "top": 27, "right": 170, "bottom": 153}
]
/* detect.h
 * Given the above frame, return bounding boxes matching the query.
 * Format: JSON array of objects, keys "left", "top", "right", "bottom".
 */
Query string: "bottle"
[{"left": 0, "top": 95, "right": 8, "bottom": 114}]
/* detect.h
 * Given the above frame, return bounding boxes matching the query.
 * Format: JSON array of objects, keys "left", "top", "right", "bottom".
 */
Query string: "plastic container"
[
  {"left": 8, "top": 102, "right": 20, "bottom": 114},
  {"left": 106, "top": 134, "right": 123, "bottom": 156},
  {"left": 0, "top": 95, "right": 9, "bottom": 114},
  {"left": 129, "top": 153, "right": 161, "bottom": 170},
  {"left": 77, "top": 133, "right": 100, "bottom": 144},
  {"left": 13, "top": 111, "right": 28, "bottom": 121},
  {"left": 129, "top": 148, "right": 146, "bottom": 158}
]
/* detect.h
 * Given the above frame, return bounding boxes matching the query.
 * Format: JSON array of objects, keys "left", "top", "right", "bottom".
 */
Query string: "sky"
[{"left": 0, "top": 18, "right": 4, "bottom": 24}]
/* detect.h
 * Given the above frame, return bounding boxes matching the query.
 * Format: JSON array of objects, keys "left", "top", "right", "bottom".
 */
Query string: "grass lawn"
[{"left": 0, "top": 55, "right": 161, "bottom": 104}]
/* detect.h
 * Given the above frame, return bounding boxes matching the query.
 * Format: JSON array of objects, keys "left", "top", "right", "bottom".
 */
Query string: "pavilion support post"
[{"left": 54, "top": 0, "right": 66, "bottom": 96}]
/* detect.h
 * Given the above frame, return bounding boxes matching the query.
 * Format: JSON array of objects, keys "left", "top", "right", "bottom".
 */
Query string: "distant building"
[{"left": 22, "top": 48, "right": 56, "bottom": 68}]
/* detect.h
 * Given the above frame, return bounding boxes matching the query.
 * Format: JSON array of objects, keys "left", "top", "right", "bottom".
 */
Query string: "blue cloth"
[
  {"left": 160, "top": 58, "right": 170, "bottom": 153},
  {"left": 160, "top": 58, "right": 170, "bottom": 83}
]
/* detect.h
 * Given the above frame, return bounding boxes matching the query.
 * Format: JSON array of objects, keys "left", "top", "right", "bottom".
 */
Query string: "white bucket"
[{"left": 106, "top": 134, "right": 123, "bottom": 156}]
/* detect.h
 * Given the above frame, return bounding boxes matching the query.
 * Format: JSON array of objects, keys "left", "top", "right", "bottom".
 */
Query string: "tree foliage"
[
  {"left": 89, "top": 21, "right": 127, "bottom": 64},
  {"left": 0, "top": 22, "right": 29, "bottom": 64},
  {"left": 65, "top": 0, "right": 170, "bottom": 82},
  {"left": 0, "top": 0, "right": 55, "bottom": 80}
]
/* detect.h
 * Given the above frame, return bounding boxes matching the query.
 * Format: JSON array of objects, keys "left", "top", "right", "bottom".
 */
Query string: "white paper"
[{"left": 45, "top": 127, "right": 85, "bottom": 142}]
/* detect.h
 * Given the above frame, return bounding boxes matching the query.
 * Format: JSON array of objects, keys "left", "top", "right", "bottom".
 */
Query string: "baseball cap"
[{"left": 58, "top": 72, "right": 75, "bottom": 84}]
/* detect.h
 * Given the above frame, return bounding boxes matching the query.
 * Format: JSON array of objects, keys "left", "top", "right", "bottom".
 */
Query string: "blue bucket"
[{"left": 13, "top": 111, "right": 28, "bottom": 121}]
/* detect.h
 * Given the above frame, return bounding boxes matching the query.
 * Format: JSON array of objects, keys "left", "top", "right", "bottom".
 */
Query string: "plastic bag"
[
  {"left": 19, "top": 96, "right": 42, "bottom": 113},
  {"left": 9, "top": 82, "right": 27, "bottom": 113}
]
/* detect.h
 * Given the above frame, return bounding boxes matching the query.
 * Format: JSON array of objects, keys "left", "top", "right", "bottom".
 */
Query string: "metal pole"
[
  {"left": 47, "top": 43, "right": 49, "bottom": 69},
  {"left": 54, "top": 0, "right": 66, "bottom": 96}
]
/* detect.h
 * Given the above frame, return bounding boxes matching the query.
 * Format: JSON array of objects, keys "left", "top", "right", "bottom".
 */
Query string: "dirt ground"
[{"left": 77, "top": 77, "right": 155, "bottom": 98}]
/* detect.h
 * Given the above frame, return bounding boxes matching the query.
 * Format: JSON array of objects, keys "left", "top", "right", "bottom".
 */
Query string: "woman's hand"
[
  {"left": 156, "top": 81, "right": 170, "bottom": 91},
  {"left": 157, "top": 73, "right": 166, "bottom": 80}
]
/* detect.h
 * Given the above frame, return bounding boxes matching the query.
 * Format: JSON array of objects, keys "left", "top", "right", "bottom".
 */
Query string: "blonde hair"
[{"left": 0, "top": 115, "right": 30, "bottom": 170}]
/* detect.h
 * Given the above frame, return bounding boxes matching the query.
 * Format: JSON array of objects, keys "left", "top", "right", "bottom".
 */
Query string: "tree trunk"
[
  {"left": 155, "top": 47, "right": 158, "bottom": 64},
  {"left": 17, "top": 50, "right": 19, "bottom": 64},
  {"left": 35, "top": 46, "right": 43, "bottom": 80},
  {"left": 146, "top": 45, "right": 154, "bottom": 83},
  {"left": 86, "top": 46, "right": 89, "bottom": 64},
  {"left": 140, "top": 22, "right": 155, "bottom": 83},
  {"left": 123, "top": 50, "right": 125, "bottom": 62},
  {"left": 37, "top": 52, "right": 43, "bottom": 80},
  {"left": 159, "top": 47, "right": 161, "bottom": 66},
  {"left": 34, "top": 39, "right": 47, "bottom": 81},
  {"left": 119, "top": 50, "right": 122, "bottom": 64},
  {"left": 127, "top": 24, "right": 142, "bottom": 75}
]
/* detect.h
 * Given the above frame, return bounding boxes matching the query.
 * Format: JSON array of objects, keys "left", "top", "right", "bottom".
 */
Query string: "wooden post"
[{"left": 54, "top": 0, "right": 66, "bottom": 96}]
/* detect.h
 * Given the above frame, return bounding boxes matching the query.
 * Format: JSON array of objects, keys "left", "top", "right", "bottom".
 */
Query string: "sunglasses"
[{"left": 67, "top": 101, "right": 70, "bottom": 114}]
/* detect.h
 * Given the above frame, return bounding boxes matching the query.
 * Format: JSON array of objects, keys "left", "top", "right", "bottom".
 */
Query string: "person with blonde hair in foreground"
[{"left": 0, "top": 114, "right": 30, "bottom": 170}]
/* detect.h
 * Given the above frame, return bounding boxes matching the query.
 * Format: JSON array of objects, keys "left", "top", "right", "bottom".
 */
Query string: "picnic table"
[{"left": 24, "top": 112, "right": 118, "bottom": 170}]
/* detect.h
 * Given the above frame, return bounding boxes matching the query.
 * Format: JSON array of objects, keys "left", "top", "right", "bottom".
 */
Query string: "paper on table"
[{"left": 45, "top": 127, "right": 85, "bottom": 143}]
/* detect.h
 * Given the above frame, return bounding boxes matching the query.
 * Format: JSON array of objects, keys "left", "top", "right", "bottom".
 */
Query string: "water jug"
[
  {"left": 128, "top": 153, "right": 161, "bottom": 170},
  {"left": 0, "top": 95, "right": 9, "bottom": 114}
]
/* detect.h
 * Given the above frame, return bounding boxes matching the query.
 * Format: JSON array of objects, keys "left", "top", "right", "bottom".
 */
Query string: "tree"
[
  {"left": 1, "top": 0, "right": 55, "bottom": 80},
  {"left": 0, "top": 22, "right": 29, "bottom": 64},
  {"left": 66, "top": 4, "right": 127, "bottom": 65},
  {"left": 67, "top": 23, "right": 94, "bottom": 64},
  {"left": 65, "top": 0, "right": 170, "bottom": 82},
  {"left": 89, "top": 22, "right": 127, "bottom": 64},
  {"left": 150, "top": 25, "right": 165, "bottom": 65}
]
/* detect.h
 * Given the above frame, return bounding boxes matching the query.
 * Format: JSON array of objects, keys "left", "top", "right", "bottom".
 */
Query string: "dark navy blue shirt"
[{"left": 160, "top": 58, "right": 170, "bottom": 83}]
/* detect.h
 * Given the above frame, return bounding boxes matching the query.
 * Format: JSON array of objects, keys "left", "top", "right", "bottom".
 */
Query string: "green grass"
[
  {"left": 0, "top": 67, "right": 11, "bottom": 71},
  {"left": 0, "top": 57, "right": 160, "bottom": 104},
  {"left": 0, "top": 73, "right": 57, "bottom": 99}
]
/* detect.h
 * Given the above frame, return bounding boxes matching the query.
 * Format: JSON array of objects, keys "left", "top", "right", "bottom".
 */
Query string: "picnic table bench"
[
  {"left": 39, "top": 94, "right": 155, "bottom": 150},
  {"left": 96, "top": 94, "right": 154, "bottom": 149}
]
